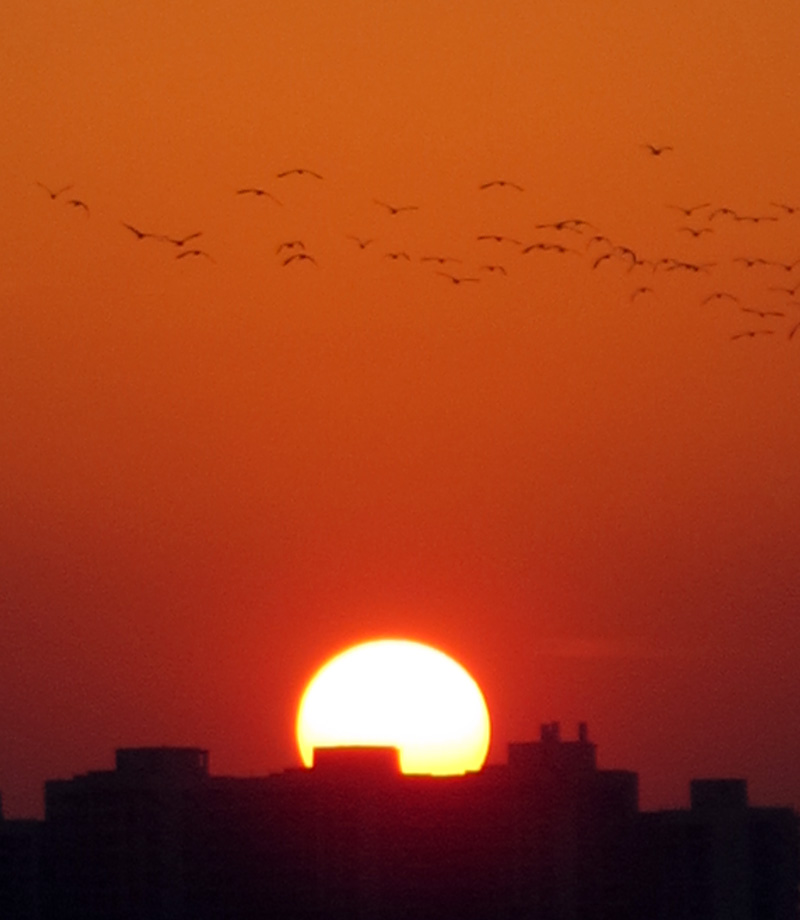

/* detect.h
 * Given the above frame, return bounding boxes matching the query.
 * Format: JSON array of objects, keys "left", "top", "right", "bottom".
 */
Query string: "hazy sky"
[{"left": 3, "top": 0, "right": 800, "bottom": 817}]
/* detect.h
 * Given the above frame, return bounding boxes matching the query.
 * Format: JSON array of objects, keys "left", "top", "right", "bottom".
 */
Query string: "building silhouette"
[{"left": 1, "top": 724, "right": 796, "bottom": 919}]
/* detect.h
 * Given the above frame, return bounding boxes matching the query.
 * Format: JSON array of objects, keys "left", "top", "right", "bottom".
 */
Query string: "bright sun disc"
[{"left": 296, "top": 639, "right": 491, "bottom": 775}]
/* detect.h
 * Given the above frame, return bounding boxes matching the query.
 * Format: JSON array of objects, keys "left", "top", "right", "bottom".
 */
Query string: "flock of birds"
[{"left": 34, "top": 149, "right": 800, "bottom": 342}]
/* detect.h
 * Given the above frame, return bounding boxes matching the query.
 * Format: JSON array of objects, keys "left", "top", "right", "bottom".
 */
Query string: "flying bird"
[
  {"left": 653, "top": 257, "right": 678, "bottom": 272},
  {"left": 421, "top": 256, "right": 462, "bottom": 265},
  {"left": 480, "top": 264, "right": 507, "bottom": 275},
  {"left": 523, "top": 242, "right": 578, "bottom": 255},
  {"left": 770, "top": 202, "right": 800, "bottom": 215},
  {"left": 678, "top": 227, "right": 713, "bottom": 237},
  {"left": 702, "top": 292, "right": 738, "bottom": 305},
  {"left": 667, "top": 260, "right": 715, "bottom": 273},
  {"left": 36, "top": 182, "right": 72, "bottom": 199},
  {"left": 667, "top": 203, "right": 710, "bottom": 216},
  {"left": 733, "top": 257, "right": 769, "bottom": 268},
  {"left": 614, "top": 246, "right": 638, "bottom": 266},
  {"left": 769, "top": 284, "right": 800, "bottom": 296},
  {"left": 479, "top": 180, "right": 524, "bottom": 191},
  {"left": 732, "top": 214, "right": 778, "bottom": 223},
  {"left": 276, "top": 169, "right": 323, "bottom": 179},
  {"left": 176, "top": 249, "right": 214, "bottom": 262},
  {"left": 374, "top": 200, "right": 419, "bottom": 215},
  {"left": 741, "top": 308, "right": 784, "bottom": 319},
  {"left": 477, "top": 234, "right": 521, "bottom": 245},
  {"left": 768, "top": 259, "right": 800, "bottom": 273},
  {"left": 436, "top": 272, "right": 479, "bottom": 284},
  {"left": 282, "top": 253, "right": 317, "bottom": 266},
  {"left": 535, "top": 219, "right": 594, "bottom": 233},
  {"left": 731, "top": 330, "right": 774, "bottom": 340},
  {"left": 163, "top": 232, "right": 203, "bottom": 247},
  {"left": 347, "top": 236, "right": 374, "bottom": 249},
  {"left": 560, "top": 219, "right": 597, "bottom": 231},
  {"left": 66, "top": 199, "right": 89, "bottom": 216},
  {"left": 630, "top": 286, "right": 655, "bottom": 302},
  {"left": 385, "top": 251, "right": 411, "bottom": 261},
  {"left": 276, "top": 240, "right": 305, "bottom": 254},
  {"left": 709, "top": 207, "right": 739, "bottom": 220},
  {"left": 642, "top": 144, "right": 673, "bottom": 156},
  {"left": 122, "top": 222, "right": 158, "bottom": 240},
  {"left": 236, "top": 188, "right": 282, "bottom": 204}
]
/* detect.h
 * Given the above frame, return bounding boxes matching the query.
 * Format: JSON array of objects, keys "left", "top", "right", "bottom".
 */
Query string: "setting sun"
[{"left": 296, "top": 639, "right": 491, "bottom": 775}]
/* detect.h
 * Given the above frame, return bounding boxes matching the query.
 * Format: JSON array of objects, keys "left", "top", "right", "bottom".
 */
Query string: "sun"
[{"left": 296, "top": 639, "right": 491, "bottom": 775}]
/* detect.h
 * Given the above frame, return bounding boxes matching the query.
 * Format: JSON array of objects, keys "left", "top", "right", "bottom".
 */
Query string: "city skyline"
[
  {"left": 3, "top": 0, "right": 800, "bottom": 820},
  {"left": 3, "top": 727, "right": 797, "bottom": 920}
]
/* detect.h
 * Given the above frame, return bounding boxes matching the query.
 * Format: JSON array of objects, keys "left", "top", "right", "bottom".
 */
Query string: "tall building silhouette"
[{"left": 1, "top": 724, "right": 796, "bottom": 919}]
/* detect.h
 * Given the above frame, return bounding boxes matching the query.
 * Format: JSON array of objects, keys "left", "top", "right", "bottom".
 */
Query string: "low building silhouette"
[
  {"left": 1, "top": 724, "right": 796, "bottom": 919},
  {"left": 0, "top": 795, "right": 42, "bottom": 920},
  {"left": 639, "top": 778, "right": 799, "bottom": 920}
]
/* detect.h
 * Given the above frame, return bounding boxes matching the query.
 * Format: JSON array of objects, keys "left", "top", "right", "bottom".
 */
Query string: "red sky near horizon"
[{"left": 3, "top": 0, "right": 800, "bottom": 818}]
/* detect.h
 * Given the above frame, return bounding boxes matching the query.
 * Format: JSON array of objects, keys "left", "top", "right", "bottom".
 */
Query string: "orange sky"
[{"left": 3, "top": 0, "right": 800, "bottom": 817}]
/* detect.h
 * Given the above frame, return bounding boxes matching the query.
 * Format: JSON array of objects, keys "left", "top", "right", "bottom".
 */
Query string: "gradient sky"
[{"left": 3, "top": 0, "right": 800, "bottom": 818}]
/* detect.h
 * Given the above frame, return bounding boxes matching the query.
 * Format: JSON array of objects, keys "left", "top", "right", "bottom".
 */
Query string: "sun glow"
[{"left": 296, "top": 639, "right": 491, "bottom": 775}]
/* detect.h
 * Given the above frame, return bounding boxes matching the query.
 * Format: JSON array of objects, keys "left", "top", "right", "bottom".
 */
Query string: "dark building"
[
  {"left": 0, "top": 795, "right": 42, "bottom": 920},
  {"left": 2, "top": 725, "right": 796, "bottom": 920},
  {"left": 639, "top": 778, "right": 799, "bottom": 920}
]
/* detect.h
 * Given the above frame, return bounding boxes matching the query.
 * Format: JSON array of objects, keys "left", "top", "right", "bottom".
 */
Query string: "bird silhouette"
[
  {"left": 236, "top": 188, "right": 282, "bottom": 204},
  {"left": 702, "top": 292, "right": 738, "bottom": 305},
  {"left": 66, "top": 199, "right": 89, "bottom": 216},
  {"left": 374, "top": 200, "right": 419, "bottom": 215},
  {"left": 731, "top": 330, "right": 774, "bottom": 340},
  {"left": 480, "top": 264, "right": 507, "bottom": 275},
  {"left": 163, "top": 232, "right": 203, "bottom": 247},
  {"left": 122, "top": 222, "right": 157, "bottom": 240},
  {"left": 733, "top": 257, "right": 769, "bottom": 268},
  {"left": 176, "top": 249, "right": 214, "bottom": 262},
  {"left": 771, "top": 202, "right": 800, "bottom": 215},
  {"left": 667, "top": 203, "right": 710, "bottom": 216},
  {"left": 477, "top": 234, "right": 521, "bottom": 245},
  {"left": 768, "top": 259, "right": 800, "bottom": 273},
  {"left": 732, "top": 214, "right": 778, "bottom": 223},
  {"left": 36, "top": 182, "right": 72, "bottom": 200},
  {"left": 276, "top": 241, "right": 305, "bottom": 254},
  {"left": 385, "top": 251, "right": 411, "bottom": 261},
  {"left": 479, "top": 180, "right": 524, "bottom": 191},
  {"left": 642, "top": 144, "right": 673, "bottom": 156},
  {"left": 282, "top": 253, "right": 317, "bottom": 266},
  {"left": 535, "top": 219, "right": 593, "bottom": 232},
  {"left": 276, "top": 169, "right": 323, "bottom": 179},
  {"left": 421, "top": 255, "right": 462, "bottom": 265},
  {"left": 678, "top": 227, "right": 712, "bottom": 237},
  {"left": 741, "top": 308, "right": 784, "bottom": 319},
  {"left": 667, "top": 260, "right": 715, "bottom": 273},
  {"left": 347, "top": 236, "right": 374, "bottom": 249},
  {"left": 437, "top": 272, "right": 479, "bottom": 284},
  {"left": 561, "top": 219, "right": 597, "bottom": 231},
  {"left": 592, "top": 253, "right": 614, "bottom": 269},
  {"left": 630, "top": 286, "right": 655, "bottom": 302}
]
